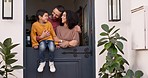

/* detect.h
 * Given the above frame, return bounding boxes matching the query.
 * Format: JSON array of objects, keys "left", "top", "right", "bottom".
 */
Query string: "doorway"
[{"left": 24, "top": 0, "right": 95, "bottom": 78}]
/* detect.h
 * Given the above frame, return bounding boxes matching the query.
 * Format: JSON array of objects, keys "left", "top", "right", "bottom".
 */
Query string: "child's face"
[{"left": 39, "top": 13, "right": 49, "bottom": 23}]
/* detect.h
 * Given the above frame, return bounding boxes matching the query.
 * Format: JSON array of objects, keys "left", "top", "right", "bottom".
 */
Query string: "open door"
[{"left": 24, "top": 0, "right": 95, "bottom": 78}]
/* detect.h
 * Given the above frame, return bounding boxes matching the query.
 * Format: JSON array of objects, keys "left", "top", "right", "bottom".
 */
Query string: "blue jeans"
[{"left": 39, "top": 40, "right": 55, "bottom": 62}]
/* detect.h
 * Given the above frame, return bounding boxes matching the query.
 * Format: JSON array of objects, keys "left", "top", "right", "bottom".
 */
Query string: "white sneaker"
[
  {"left": 37, "top": 62, "right": 46, "bottom": 72},
  {"left": 49, "top": 61, "right": 56, "bottom": 72}
]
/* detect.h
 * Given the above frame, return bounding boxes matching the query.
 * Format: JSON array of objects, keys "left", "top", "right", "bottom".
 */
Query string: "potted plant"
[
  {"left": 97, "top": 24, "right": 143, "bottom": 78},
  {"left": 0, "top": 38, "right": 23, "bottom": 78}
]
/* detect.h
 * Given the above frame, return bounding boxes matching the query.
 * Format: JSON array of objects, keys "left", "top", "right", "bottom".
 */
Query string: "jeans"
[{"left": 39, "top": 40, "right": 55, "bottom": 62}]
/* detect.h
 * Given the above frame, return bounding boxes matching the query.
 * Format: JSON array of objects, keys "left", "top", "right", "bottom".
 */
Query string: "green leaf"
[
  {"left": 12, "top": 65, "right": 24, "bottom": 70},
  {"left": 100, "top": 32, "right": 108, "bottom": 36},
  {"left": 104, "top": 42, "right": 112, "bottom": 50},
  {"left": 101, "top": 24, "right": 109, "bottom": 32},
  {"left": 0, "top": 42, "right": 5, "bottom": 49},
  {"left": 98, "top": 41, "right": 108, "bottom": 47},
  {"left": 123, "top": 58, "right": 129, "bottom": 65},
  {"left": 0, "top": 48, "right": 6, "bottom": 55},
  {"left": 117, "top": 37, "right": 127, "bottom": 41},
  {"left": 127, "top": 69, "right": 134, "bottom": 77},
  {"left": 109, "top": 26, "right": 115, "bottom": 33},
  {"left": 5, "top": 68, "right": 13, "bottom": 72},
  {"left": 115, "top": 33, "right": 120, "bottom": 38},
  {"left": 108, "top": 45, "right": 117, "bottom": 55},
  {"left": 0, "top": 70, "right": 5, "bottom": 76},
  {"left": 6, "top": 54, "right": 15, "bottom": 59},
  {"left": 6, "top": 59, "right": 17, "bottom": 65},
  {"left": 116, "top": 41, "right": 124, "bottom": 54},
  {"left": 3, "top": 38, "right": 12, "bottom": 47},
  {"left": 111, "top": 28, "right": 120, "bottom": 35},
  {"left": 98, "top": 38, "right": 108, "bottom": 44},
  {"left": 110, "top": 38, "right": 117, "bottom": 44},
  {"left": 116, "top": 41, "right": 123, "bottom": 50},
  {"left": 102, "top": 73, "right": 109, "bottom": 78},
  {"left": 123, "top": 75, "right": 130, "bottom": 78},
  {"left": 99, "top": 48, "right": 106, "bottom": 55},
  {"left": 135, "top": 70, "right": 144, "bottom": 78},
  {"left": 8, "top": 44, "right": 19, "bottom": 50}
]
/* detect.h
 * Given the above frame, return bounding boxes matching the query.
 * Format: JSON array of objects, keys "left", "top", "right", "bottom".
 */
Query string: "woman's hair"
[
  {"left": 65, "top": 10, "right": 79, "bottom": 29},
  {"left": 36, "top": 9, "right": 49, "bottom": 20}
]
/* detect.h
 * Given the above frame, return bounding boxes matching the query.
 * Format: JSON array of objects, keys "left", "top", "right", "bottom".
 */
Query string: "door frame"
[{"left": 23, "top": 0, "right": 96, "bottom": 78}]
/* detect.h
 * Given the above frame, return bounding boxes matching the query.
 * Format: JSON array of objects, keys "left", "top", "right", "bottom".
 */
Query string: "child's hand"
[{"left": 33, "top": 45, "right": 38, "bottom": 49}]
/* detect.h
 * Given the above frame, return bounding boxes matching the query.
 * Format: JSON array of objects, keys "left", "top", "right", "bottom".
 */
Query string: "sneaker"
[
  {"left": 49, "top": 61, "right": 56, "bottom": 72},
  {"left": 37, "top": 62, "right": 46, "bottom": 72}
]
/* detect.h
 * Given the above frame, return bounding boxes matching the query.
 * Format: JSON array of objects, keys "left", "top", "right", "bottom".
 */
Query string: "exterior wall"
[
  {"left": 131, "top": 0, "right": 148, "bottom": 78},
  {"left": 0, "top": 0, "right": 23, "bottom": 78},
  {"left": 95, "top": 0, "right": 131, "bottom": 78}
]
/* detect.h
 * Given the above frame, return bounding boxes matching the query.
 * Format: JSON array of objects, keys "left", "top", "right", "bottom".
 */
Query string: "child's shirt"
[{"left": 31, "top": 21, "right": 56, "bottom": 47}]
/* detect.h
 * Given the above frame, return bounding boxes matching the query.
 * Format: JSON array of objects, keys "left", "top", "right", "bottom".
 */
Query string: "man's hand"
[
  {"left": 74, "top": 25, "right": 81, "bottom": 33},
  {"left": 40, "top": 30, "right": 50, "bottom": 39}
]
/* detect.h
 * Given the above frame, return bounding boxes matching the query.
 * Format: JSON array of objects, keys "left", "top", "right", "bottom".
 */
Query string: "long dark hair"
[{"left": 65, "top": 10, "right": 79, "bottom": 29}]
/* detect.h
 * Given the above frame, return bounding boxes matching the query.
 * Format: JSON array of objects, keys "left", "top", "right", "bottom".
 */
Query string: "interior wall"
[
  {"left": 95, "top": 0, "right": 131, "bottom": 78},
  {"left": 0, "top": 0, "right": 23, "bottom": 78},
  {"left": 26, "top": 0, "right": 75, "bottom": 17}
]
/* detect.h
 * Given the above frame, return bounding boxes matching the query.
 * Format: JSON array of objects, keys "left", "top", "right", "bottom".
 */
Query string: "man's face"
[{"left": 52, "top": 8, "right": 62, "bottom": 20}]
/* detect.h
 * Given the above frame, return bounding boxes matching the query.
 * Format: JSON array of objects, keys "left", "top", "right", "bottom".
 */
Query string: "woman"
[{"left": 56, "top": 10, "right": 80, "bottom": 48}]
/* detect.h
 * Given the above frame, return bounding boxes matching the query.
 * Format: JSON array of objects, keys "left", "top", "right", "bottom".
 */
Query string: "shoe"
[
  {"left": 49, "top": 61, "right": 56, "bottom": 72},
  {"left": 37, "top": 62, "right": 46, "bottom": 72}
]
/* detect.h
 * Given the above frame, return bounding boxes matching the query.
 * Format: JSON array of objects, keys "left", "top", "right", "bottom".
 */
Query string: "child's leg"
[
  {"left": 47, "top": 40, "right": 56, "bottom": 72},
  {"left": 47, "top": 40, "right": 55, "bottom": 62},
  {"left": 37, "top": 41, "right": 47, "bottom": 72},
  {"left": 39, "top": 41, "right": 47, "bottom": 62}
]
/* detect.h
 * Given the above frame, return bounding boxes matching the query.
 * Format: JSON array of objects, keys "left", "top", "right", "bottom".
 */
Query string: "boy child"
[{"left": 30, "top": 9, "right": 61, "bottom": 73}]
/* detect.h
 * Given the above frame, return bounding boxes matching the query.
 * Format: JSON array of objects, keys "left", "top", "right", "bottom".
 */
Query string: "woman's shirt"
[{"left": 56, "top": 26, "right": 80, "bottom": 46}]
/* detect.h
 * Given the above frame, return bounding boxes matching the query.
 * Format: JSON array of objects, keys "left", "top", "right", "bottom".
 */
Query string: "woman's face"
[{"left": 61, "top": 12, "right": 67, "bottom": 23}]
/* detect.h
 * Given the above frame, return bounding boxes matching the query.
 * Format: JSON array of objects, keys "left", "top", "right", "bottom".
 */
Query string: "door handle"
[{"left": 62, "top": 48, "right": 91, "bottom": 58}]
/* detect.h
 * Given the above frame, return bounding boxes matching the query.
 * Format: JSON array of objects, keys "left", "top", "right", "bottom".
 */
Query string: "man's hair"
[
  {"left": 36, "top": 9, "right": 48, "bottom": 20},
  {"left": 54, "top": 5, "right": 65, "bottom": 13},
  {"left": 65, "top": 10, "right": 79, "bottom": 29}
]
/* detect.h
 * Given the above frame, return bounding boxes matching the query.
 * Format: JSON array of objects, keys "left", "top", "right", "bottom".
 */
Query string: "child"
[{"left": 30, "top": 9, "right": 61, "bottom": 73}]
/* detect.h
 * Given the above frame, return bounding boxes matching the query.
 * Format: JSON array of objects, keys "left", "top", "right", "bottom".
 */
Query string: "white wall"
[
  {"left": 95, "top": 0, "right": 131, "bottom": 78},
  {"left": 0, "top": 0, "right": 23, "bottom": 78},
  {"left": 131, "top": 0, "right": 148, "bottom": 78}
]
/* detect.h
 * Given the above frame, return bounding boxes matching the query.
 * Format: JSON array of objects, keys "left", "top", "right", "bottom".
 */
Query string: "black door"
[
  {"left": 24, "top": 0, "right": 95, "bottom": 78},
  {"left": 25, "top": 46, "right": 93, "bottom": 78}
]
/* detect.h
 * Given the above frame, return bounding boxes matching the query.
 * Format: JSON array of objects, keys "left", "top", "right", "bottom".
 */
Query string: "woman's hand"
[{"left": 59, "top": 41, "right": 69, "bottom": 48}]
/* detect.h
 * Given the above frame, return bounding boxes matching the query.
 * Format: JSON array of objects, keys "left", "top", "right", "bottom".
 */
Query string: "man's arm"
[{"left": 36, "top": 30, "right": 50, "bottom": 41}]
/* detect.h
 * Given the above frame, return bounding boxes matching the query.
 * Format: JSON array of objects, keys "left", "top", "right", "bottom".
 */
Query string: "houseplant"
[
  {"left": 0, "top": 38, "right": 23, "bottom": 78},
  {"left": 97, "top": 24, "right": 143, "bottom": 78}
]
